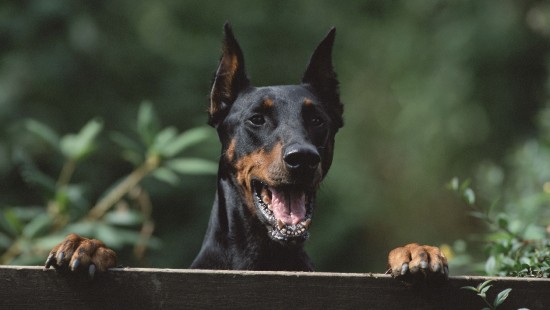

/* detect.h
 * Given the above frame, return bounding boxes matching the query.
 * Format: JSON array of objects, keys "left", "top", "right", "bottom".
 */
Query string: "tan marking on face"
[
  {"left": 226, "top": 139, "right": 236, "bottom": 162},
  {"left": 234, "top": 143, "right": 284, "bottom": 213},
  {"left": 303, "top": 98, "right": 313, "bottom": 107},
  {"left": 262, "top": 98, "right": 274, "bottom": 109}
]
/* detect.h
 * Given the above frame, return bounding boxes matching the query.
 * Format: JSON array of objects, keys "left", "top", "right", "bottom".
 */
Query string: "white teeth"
[
  {"left": 277, "top": 219, "right": 285, "bottom": 230},
  {"left": 274, "top": 219, "right": 312, "bottom": 237},
  {"left": 260, "top": 186, "right": 272, "bottom": 206}
]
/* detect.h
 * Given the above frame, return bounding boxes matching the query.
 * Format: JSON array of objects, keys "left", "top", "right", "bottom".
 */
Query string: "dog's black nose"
[{"left": 283, "top": 144, "right": 321, "bottom": 171}]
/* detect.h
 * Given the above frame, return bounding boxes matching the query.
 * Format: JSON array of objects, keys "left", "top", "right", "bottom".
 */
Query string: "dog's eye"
[
  {"left": 308, "top": 116, "right": 324, "bottom": 127},
  {"left": 248, "top": 114, "right": 266, "bottom": 126}
]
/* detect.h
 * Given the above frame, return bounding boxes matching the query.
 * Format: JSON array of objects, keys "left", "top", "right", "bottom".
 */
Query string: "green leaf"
[
  {"left": 95, "top": 224, "right": 128, "bottom": 248},
  {"left": 479, "top": 284, "right": 492, "bottom": 298},
  {"left": 65, "top": 185, "right": 91, "bottom": 215},
  {"left": 54, "top": 189, "right": 70, "bottom": 214},
  {"left": 485, "top": 256, "right": 498, "bottom": 276},
  {"left": 74, "top": 118, "right": 103, "bottom": 143},
  {"left": 150, "top": 127, "right": 177, "bottom": 155},
  {"left": 94, "top": 224, "right": 156, "bottom": 249},
  {"left": 22, "top": 214, "right": 53, "bottom": 239},
  {"left": 24, "top": 119, "right": 60, "bottom": 148},
  {"left": 60, "top": 118, "right": 103, "bottom": 160},
  {"left": 165, "top": 158, "right": 218, "bottom": 175},
  {"left": 110, "top": 131, "right": 145, "bottom": 154},
  {"left": 111, "top": 131, "right": 145, "bottom": 165},
  {"left": 104, "top": 209, "right": 144, "bottom": 226},
  {"left": 16, "top": 154, "right": 57, "bottom": 193},
  {"left": 460, "top": 286, "right": 479, "bottom": 293},
  {"left": 33, "top": 233, "right": 72, "bottom": 251},
  {"left": 468, "top": 211, "right": 487, "bottom": 220},
  {"left": 9, "top": 206, "right": 46, "bottom": 222},
  {"left": 523, "top": 224, "right": 546, "bottom": 240},
  {"left": 477, "top": 280, "right": 495, "bottom": 291},
  {"left": 120, "top": 150, "right": 145, "bottom": 166},
  {"left": 159, "top": 126, "right": 212, "bottom": 157},
  {"left": 137, "top": 101, "right": 160, "bottom": 147},
  {"left": 520, "top": 263, "right": 531, "bottom": 274},
  {"left": 497, "top": 215, "right": 508, "bottom": 230},
  {"left": 463, "top": 188, "right": 475, "bottom": 205},
  {"left": 152, "top": 167, "right": 180, "bottom": 186},
  {"left": 493, "top": 288, "right": 512, "bottom": 308},
  {"left": 63, "top": 222, "right": 96, "bottom": 237},
  {"left": 448, "top": 177, "right": 459, "bottom": 191}
]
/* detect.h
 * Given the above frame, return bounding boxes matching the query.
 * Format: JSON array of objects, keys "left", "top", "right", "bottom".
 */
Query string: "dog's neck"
[{"left": 190, "top": 172, "right": 313, "bottom": 271}]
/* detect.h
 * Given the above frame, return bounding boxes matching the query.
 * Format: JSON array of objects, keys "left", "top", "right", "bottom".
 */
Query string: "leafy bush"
[
  {"left": 461, "top": 280, "right": 512, "bottom": 310},
  {"left": 449, "top": 176, "right": 550, "bottom": 278},
  {"left": 2, "top": 0, "right": 549, "bottom": 272},
  {"left": 0, "top": 102, "right": 216, "bottom": 265}
]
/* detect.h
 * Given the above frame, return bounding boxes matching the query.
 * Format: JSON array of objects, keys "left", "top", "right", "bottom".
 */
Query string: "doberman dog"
[{"left": 45, "top": 23, "right": 448, "bottom": 281}]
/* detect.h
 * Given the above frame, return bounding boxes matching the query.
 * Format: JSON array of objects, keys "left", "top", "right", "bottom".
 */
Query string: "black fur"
[{"left": 191, "top": 23, "right": 343, "bottom": 271}]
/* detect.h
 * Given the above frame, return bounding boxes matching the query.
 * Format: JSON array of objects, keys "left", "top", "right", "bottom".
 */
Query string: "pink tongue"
[{"left": 270, "top": 187, "right": 306, "bottom": 226}]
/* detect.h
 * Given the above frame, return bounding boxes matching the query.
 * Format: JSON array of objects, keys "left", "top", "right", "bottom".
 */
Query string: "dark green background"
[{"left": 1, "top": 0, "right": 549, "bottom": 273}]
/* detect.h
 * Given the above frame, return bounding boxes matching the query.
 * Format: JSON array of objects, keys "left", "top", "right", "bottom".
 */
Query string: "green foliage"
[
  {"left": 60, "top": 118, "right": 103, "bottom": 161},
  {"left": 450, "top": 178, "right": 550, "bottom": 278},
  {"left": 0, "top": 102, "right": 215, "bottom": 265},
  {"left": 1, "top": 0, "right": 550, "bottom": 271},
  {"left": 461, "top": 280, "right": 512, "bottom": 310}
]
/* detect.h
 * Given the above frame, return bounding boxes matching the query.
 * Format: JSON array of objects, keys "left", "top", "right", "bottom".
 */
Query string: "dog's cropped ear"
[
  {"left": 302, "top": 28, "right": 343, "bottom": 129},
  {"left": 209, "top": 23, "right": 250, "bottom": 127}
]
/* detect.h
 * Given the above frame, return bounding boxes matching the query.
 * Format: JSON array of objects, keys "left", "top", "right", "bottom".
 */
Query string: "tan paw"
[
  {"left": 388, "top": 243, "right": 448, "bottom": 283},
  {"left": 45, "top": 233, "right": 117, "bottom": 278}
]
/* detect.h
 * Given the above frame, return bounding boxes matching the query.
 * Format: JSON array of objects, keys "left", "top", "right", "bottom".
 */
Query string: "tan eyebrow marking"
[{"left": 262, "top": 98, "right": 274, "bottom": 108}]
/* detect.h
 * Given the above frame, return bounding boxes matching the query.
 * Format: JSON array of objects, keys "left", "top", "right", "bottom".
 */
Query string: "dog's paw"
[
  {"left": 44, "top": 233, "right": 117, "bottom": 278},
  {"left": 387, "top": 243, "right": 448, "bottom": 283}
]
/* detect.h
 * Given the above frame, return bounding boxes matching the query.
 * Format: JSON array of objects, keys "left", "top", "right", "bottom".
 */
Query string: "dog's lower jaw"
[
  {"left": 251, "top": 180, "right": 314, "bottom": 244},
  {"left": 190, "top": 177, "right": 314, "bottom": 271}
]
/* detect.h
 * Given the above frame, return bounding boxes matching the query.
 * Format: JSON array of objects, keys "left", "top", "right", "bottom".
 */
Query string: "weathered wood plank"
[{"left": 0, "top": 266, "right": 549, "bottom": 309}]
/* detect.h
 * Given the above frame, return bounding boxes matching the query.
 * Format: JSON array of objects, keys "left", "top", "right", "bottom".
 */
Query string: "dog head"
[{"left": 209, "top": 23, "right": 343, "bottom": 243}]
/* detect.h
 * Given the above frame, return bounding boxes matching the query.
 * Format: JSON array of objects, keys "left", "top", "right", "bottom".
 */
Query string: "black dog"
[
  {"left": 46, "top": 23, "right": 448, "bottom": 280},
  {"left": 190, "top": 23, "right": 342, "bottom": 270}
]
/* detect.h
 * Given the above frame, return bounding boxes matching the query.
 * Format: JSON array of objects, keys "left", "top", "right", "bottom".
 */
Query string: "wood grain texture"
[{"left": 1, "top": 266, "right": 549, "bottom": 309}]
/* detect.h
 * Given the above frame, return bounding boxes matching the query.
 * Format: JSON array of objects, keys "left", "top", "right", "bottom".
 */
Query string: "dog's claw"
[
  {"left": 400, "top": 263, "right": 409, "bottom": 275},
  {"left": 56, "top": 252, "right": 65, "bottom": 265},
  {"left": 45, "top": 254, "right": 54, "bottom": 269},
  {"left": 71, "top": 258, "right": 80, "bottom": 271},
  {"left": 88, "top": 264, "right": 96, "bottom": 279},
  {"left": 420, "top": 260, "right": 428, "bottom": 270}
]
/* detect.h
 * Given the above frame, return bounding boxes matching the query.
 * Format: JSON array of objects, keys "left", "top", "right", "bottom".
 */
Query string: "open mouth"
[{"left": 252, "top": 180, "right": 313, "bottom": 242}]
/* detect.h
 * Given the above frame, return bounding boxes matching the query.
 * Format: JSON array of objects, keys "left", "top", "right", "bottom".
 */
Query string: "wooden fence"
[{"left": 1, "top": 265, "right": 549, "bottom": 309}]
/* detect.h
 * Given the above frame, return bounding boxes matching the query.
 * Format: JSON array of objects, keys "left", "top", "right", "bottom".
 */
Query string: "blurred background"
[{"left": 1, "top": 0, "right": 550, "bottom": 274}]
